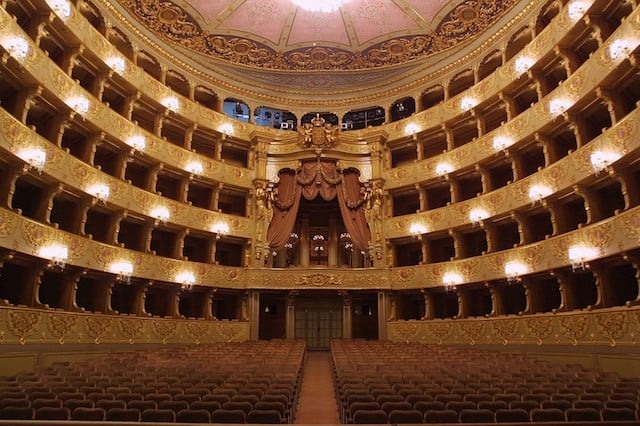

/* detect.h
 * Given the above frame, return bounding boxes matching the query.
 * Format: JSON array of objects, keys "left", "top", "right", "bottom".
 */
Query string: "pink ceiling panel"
[
  {"left": 405, "top": 0, "right": 450, "bottom": 24},
  {"left": 219, "top": 0, "right": 294, "bottom": 44},
  {"left": 287, "top": 10, "right": 350, "bottom": 47},
  {"left": 344, "top": 0, "right": 420, "bottom": 45},
  {"left": 186, "top": 0, "right": 232, "bottom": 22}
]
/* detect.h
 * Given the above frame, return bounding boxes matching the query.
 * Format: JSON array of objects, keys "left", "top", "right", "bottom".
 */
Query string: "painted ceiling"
[{"left": 120, "top": 0, "right": 517, "bottom": 71}]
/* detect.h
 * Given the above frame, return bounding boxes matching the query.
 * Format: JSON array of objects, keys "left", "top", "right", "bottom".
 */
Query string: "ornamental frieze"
[{"left": 120, "top": 0, "right": 517, "bottom": 71}]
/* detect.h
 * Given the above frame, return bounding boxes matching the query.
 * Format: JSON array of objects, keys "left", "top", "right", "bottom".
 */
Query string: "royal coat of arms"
[{"left": 298, "top": 114, "right": 339, "bottom": 152}]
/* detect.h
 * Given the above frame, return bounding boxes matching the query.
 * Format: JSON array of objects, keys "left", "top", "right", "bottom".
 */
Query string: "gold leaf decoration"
[{"left": 47, "top": 313, "right": 78, "bottom": 343}]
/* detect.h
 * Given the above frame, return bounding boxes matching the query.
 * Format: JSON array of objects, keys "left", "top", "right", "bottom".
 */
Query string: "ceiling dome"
[{"left": 117, "top": 0, "right": 518, "bottom": 71}]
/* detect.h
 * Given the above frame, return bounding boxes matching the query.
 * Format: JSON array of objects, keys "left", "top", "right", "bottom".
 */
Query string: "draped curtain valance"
[{"left": 267, "top": 161, "right": 371, "bottom": 251}]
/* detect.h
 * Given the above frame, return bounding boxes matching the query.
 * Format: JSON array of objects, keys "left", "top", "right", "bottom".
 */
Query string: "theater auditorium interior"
[{"left": 0, "top": 0, "right": 639, "bottom": 423}]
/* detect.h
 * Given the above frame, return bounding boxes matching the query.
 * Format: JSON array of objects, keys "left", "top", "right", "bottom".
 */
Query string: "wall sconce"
[
  {"left": 211, "top": 221, "right": 230, "bottom": 239},
  {"left": 549, "top": 98, "right": 573, "bottom": 116},
  {"left": 312, "top": 234, "right": 326, "bottom": 257},
  {"left": 87, "top": 183, "right": 110, "bottom": 203},
  {"left": 590, "top": 149, "right": 621, "bottom": 175},
  {"left": 568, "top": 244, "right": 599, "bottom": 271},
  {"left": 218, "top": 123, "right": 234, "bottom": 139},
  {"left": 567, "top": 0, "right": 589, "bottom": 20},
  {"left": 442, "top": 271, "right": 463, "bottom": 291},
  {"left": 405, "top": 122, "right": 421, "bottom": 139},
  {"left": 504, "top": 260, "right": 528, "bottom": 283},
  {"left": 161, "top": 96, "right": 180, "bottom": 113},
  {"left": 528, "top": 183, "right": 553, "bottom": 204},
  {"left": 2, "top": 35, "right": 30, "bottom": 60},
  {"left": 492, "top": 136, "right": 515, "bottom": 152},
  {"left": 185, "top": 160, "right": 203, "bottom": 176},
  {"left": 409, "top": 223, "right": 428, "bottom": 237},
  {"left": 435, "top": 161, "right": 453, "bottom": 176},
  {"left": 285, "top": 232, "right": 299, "bottom": 249},
  {"left": 339, "top": 232, "right": 353, "bottom": 251},
  {"left": 469, "top": 207, "right": 489, "bottom": 226},
  {"left": 110, "top": 260, "right": 133, "bottom": 283},
  {"left": 460, "top": 96, "right": 478, "bottom": 111},
  {"left": 17, "top": 147, "right": 46, "bottom": 173},
  {"left": 105, "top": 56, "right": 126, "bottom": 74},
  {"left": 150, "top": 206, "right": 170, "bottom": 223},
  {"left": 38, "top": 243, "right": 69, "bottom": 270},
  {"left": 65, "top": 96, "right": 90, "bottom": 115},
  {"left": 609, "top": 39, "right": 632, "bottom": 61},
  {"left": 514, "top": 56, "right": 536, "bottom": 74},
  {"left": 46, "top": 0, "right": 71, "bottom": 19},
  {"left": 125, "top": 135, "right": 146, "bottom": 152},
  {"left": 176, "top": 270, "right": 196, "bottom": 291}
]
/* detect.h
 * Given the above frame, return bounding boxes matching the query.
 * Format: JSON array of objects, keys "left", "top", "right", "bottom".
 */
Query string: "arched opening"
[
  {"left": 223, "top": 98, "right": 250, "bottom": 122},
  {"left": 390, "top": 97, "right": 415, "bottom": 122},
  {"left": 341, "top": 107, "right": 385, "bottom": 130},
  {"left": 255, "top": 106, "right": 297, "bottom": 130}
]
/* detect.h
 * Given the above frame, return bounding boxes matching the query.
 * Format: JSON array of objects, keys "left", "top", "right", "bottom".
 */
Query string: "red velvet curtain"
[
  {"left": 337, "top": 169, "right": 371, "bottom": 251},
  {"left": 267, "top": 161, "right": 371, "bottom": 251},
  {"left": 266, "top": 169, "right": 301, "bottom": 249}
]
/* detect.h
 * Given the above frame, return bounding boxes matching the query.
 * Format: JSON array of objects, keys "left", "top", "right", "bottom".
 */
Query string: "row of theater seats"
[
  {"left": 0, "top": 340, "right": 306, "bottom": 423},
  {"left": 331, "top": 340, "right": 640, "bottom": 424}
]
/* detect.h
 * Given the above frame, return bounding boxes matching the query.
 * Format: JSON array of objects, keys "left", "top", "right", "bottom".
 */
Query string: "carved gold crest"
[{"left": 298, "top": 114, "right": 339, "bottom": 151}]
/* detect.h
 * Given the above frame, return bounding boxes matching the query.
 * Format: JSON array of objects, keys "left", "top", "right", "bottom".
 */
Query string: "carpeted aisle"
[{"left": 295, "top": 351, "right": 340, "bottom": 424}]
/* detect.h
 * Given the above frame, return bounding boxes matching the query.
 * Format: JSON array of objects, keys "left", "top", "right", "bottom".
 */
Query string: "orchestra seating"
[
  {"left": 0, "top": 339, "right": 305, "bottom": 423},
  {"left": 332, "top": 339, "right": 640, "bottom": 424}
]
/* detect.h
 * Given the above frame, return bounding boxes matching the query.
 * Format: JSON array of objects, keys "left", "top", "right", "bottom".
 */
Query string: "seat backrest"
[
  {"left": 34, "top": 406, "right": 69, "bottom": 420},
  {"left": 141, "top": 408, "right": 176, "bottom": 422},
  {"left": 247, "top": 409, "right": 281, "bottom": 424},
  {"left": 0, "top": 406, "right": 34, "bottom": 420},
  {"left": 106, "top": 407, "right": 140, "bottom": 421},
  {"left": 531, "top": 407, "right": 565, "bottom": 422},
  {"left": 495, "top": 408, "right": 529, "bottom": 423},
  {"left": 353, "top": 409, "right": 388, "bottom": 424},
  {"left": 176, "top": 408, "right": 211, "bottom": 423},
  {"left": 424, "top": 409, "right": 459, "bottom": 424},
  {"left": 566, "top": 407, "right": 601, "bottom": 421},
  {"left": 71, "top": 407, "right": 106, "bottom": 421},
  {"left": 414, "top": 400, "right": 445, "bottom": 414},
  {"left": 601, "top": 407, "right": 637, "bottom": 421},
  {"left": 31, "top": 398, "right": 62, "bottom": 409},
  {"left": 381, "top": 400, "right": 412, "bottom": 414},
  {"left": 388, "top": 409, "right": 423, "bottom": 423},
  {"left": 222, "top": 400, "right": 253, "bottom": 414},
  {"left": 460, "top": 408, "right": 494, "bottom": 423},
  {"left": 211, "top": 408, "right": 247, "bottom": 423}
]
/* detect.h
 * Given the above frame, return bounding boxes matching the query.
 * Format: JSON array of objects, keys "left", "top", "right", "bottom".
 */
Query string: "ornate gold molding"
[
  {"left": 0, "top": 306, "right": 249, "bottom": 345},
  {"left": 388, "top": 306, "right": 640, "bottom": 347},
  {"left": 119, "top": 0, "right": 517, "bottom": 71}
]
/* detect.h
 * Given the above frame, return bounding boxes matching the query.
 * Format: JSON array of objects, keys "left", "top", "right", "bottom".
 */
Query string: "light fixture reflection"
[
  {"left": 87, "top": 183, "right": 110, "bottom": 203},
  {"left": 405, "top": 123, "right": 421, "bottom": 138},
  {"left": 460, "top": 97, "right": 478, "bottom": 111},
  {"left": 442, "top": 271, "right": 463, "bottom": 290},
  {"left": 567, "top": 0, "right": 589, "bottom": 20},
  {"left": 609, "top": 39, "right": 632, "bottom": 61},
  {"left": 211, "top": 221, "right": 230, "bottom": 238},
  {"left": 46, "top": 0, "right": 71, "bottom": 19},
  {"left": 110, "top": 260, "right": 133, "bottom": 283},
  {"left": 549, "top": 98, "right": 573, "bottom": 115},
  {"left": 409, "top": 223, "right": 428, "bottom": 236},
  {"left": 469, "top": 207, "right": 489, "bottom": 225},
  {"left": 176, "top": 270, "right": 196, "bottom": 290},
  {"left": 590, "top": 149, "right": 621, "bottom": 174},
  {"left": 514, "top": 56, "right": 536, "bottom": 74},
  {"left": 218, "top": 123, "right": 234, "bottom": 138},
  {"left": 161, "top": 96, "right": 180, "bottom": 112},
  {"left": 493, "top": 136, "right": 514, "bottom": 151},
  {"left": 568, "top": 244, "right": 599, "bottom": 271},
  {"left": 125, "top": 135, "right": 146, "bottom": 151},
  {"left": 151, "top": 206, "right": 170, "bottom": 223},
  {"left": 3, "top": 36, "right": 29, "bottom": 59},
  {"left": 39, "top": 244, "right": 69, "bottom": 270},
  {"left": 435, "top": 162, "right": 453, "bottom": 176},
  {"left": 186, "top": 160, "right": 203, "bottom": 176},
  {"left": 528, "top": 184, "right": 553, "bottom": 203},
  {"left": 66, "top": 96, "right": 90, "bottom": 114},
  {"left": 105, "top": 56, "right": 126, "bottom": 74},
  {"left": 504, "top": 260, "right": 528, "bottom": 283},
  {"left": 17, "top": 147, "right": 46, "bottom": 172}
]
